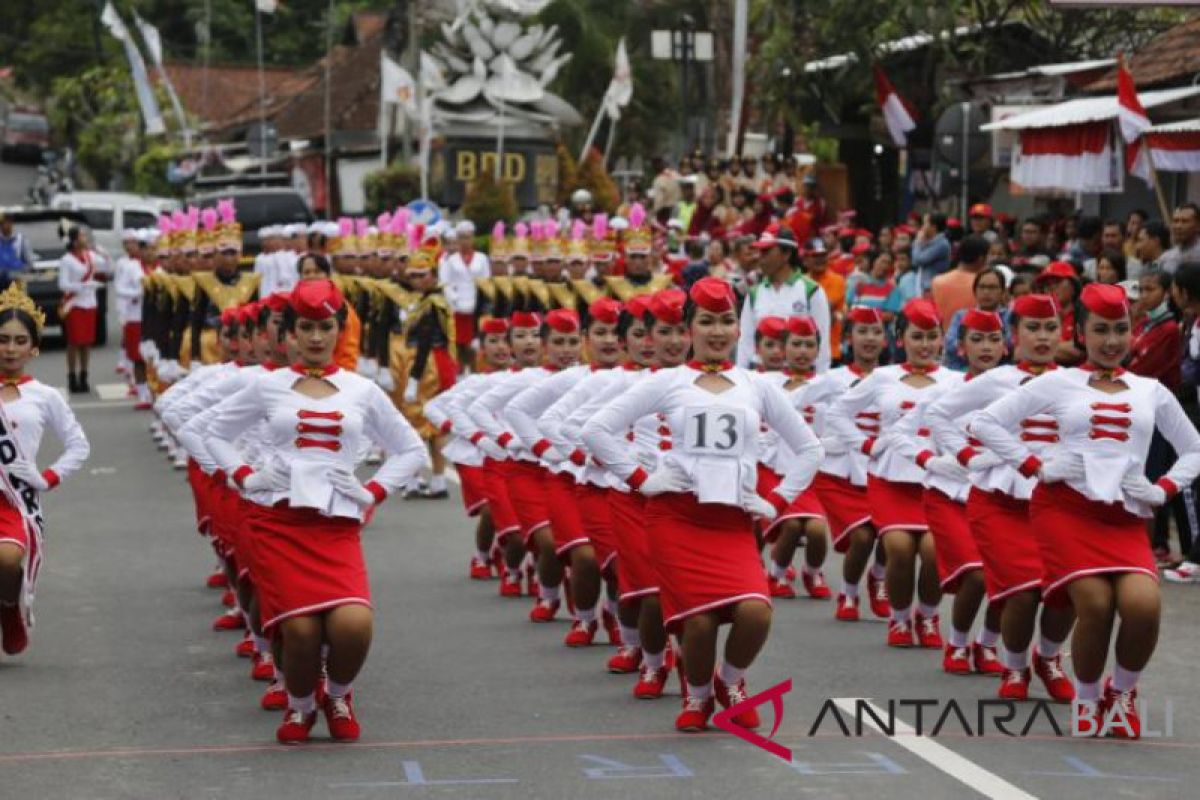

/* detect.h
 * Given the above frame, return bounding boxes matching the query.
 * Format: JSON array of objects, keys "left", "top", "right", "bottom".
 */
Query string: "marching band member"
[
  {"left": 583, "top": 277, "right": 823, "bottom": 733},
  {"left": 972, "top": 283, "right": 1200, "bottom": 737},
  {"left": 205, "top": 280, "right": 429, "bottom": 744},
  {"left": 0, "top": 285, "right": 90, "bottom": 655}
]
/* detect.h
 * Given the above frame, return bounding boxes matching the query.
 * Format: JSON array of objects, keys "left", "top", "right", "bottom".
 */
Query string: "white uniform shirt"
[
  {"left": 3, "top": 379, "right": 90, "bottom": 482},
  {"left": 112, "top": 255, "right": 145, "bottom": 324},
  {"left": 505, "top": 365, "right": 590, "bottom": 476},
  {"left": 736, "top": 272, "right": 832, "bottom": 371},
  {"left": 803, "top": 364, "right": 877, "bottom": 486},
  {"left": 58, "top": 250, "right": 107, "bottom": 310},
  {"left": 425, "top": 372, "right": 499, "bottom": 468},
  {"left": 439, "top": 250, "right": 491, "bottom": 315}
]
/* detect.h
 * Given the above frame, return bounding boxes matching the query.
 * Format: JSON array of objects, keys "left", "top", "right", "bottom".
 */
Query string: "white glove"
[
  {"left": 8, "top": 461, "right": 49, "bottom": 492},
  {"left": 638, "top": 464, "right": 689, "bottom": 496},
  {"left": 477, "top": 437, "right": 507, "bottom": 460},
  {"left": 403, "top": 380, "right": 419, "bottom": 404},
  {"left": 241, "top": 462, "right": 290, "bottom": 493},
  {"left": 539, "top": 444, "right": 567, "bottom": 465},
  {"left": 964, "top": 450, "right": 1005, "bottom": 471},
  {"left": 328, "top": 469, "right": 376, "bottom": 510},
  {"left": 745, "top": 493, "right": 778, "bottom": 521},
  {"left": 376, "top": 370, "right": 396, "bottom": 393},
  {"left": 867, "top": 430, "right": 901, "bottom": 458},
  {"left": 1039, "top": 453, "right": 1085, "bottom": 484},
  {"left": 819, "top": 436, "right": 848, "bottom": 456},
  {"left": 1121, "top": 472, "right": 1167, "bottom": 507},
  {"left": 924, "top": 454, "right": 968, "bottom": 482}
]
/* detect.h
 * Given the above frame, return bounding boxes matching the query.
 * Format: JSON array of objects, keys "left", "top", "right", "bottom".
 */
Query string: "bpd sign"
[{"left": 437, "top": 139, "right": 558, "bottom": 210}]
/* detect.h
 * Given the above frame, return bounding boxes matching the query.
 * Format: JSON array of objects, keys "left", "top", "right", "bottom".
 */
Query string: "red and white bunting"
[
  {"left": 1129, "top": 129, "right": 1200, "bottom": 185},
  {"left": 1012, "top": 121, "right": 1120, "bottom": 192},
  {"left": 873, "top": 64, "right": 917, "bottom": 147},
  {"left": 1117, "top": 54, "right": 1150, "bottom": 144}
]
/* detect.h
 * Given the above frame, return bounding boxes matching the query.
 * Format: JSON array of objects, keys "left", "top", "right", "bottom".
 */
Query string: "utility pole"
[
  {"left": 400, "top": 0, "right": 417, "bottom": 162},
  {"left": 324, "top": 0, "right": 335, "bottom": 216}
]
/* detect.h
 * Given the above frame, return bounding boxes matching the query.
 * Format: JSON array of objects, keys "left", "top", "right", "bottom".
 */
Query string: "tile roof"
[
  {"left": 158, "top": 62, "right": 309, "bottom": 129},
  {"left": 1087, "top": 14, "right": 1200, "bottom": 92}
]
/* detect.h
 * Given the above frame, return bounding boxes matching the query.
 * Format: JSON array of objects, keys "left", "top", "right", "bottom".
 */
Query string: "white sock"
[
  {"left": 801, "top": 564, "right": 819, "bottom": 578},
  {"left": 619, "top": 625, "right": 641, "bottom": 649},
  {"left": 320, "top": 644, "right": 329, "bottom": 662},
  {"left": 136, "top": 384, "right": 150, "bottom": 402},
  {"left": 687, "top": 681, "right": 713, "bottom": 700},
  {"left": 917, "top": 602, "right": 939, "bottom": 618},
  {"left": 1075, "top": 679, "right": 1102, "bottom": 702},
  {"left": 288, "top": 693, "right": 316, "bottom": 714},
  {"left": 976, "top": 626, "right": 1000, "bottom": 648},
  {"left": 475, "top": 549, "right": 490, "bottom": 563},
  {"left": 891, "top": 605, "right": 911, "bottom": 623},
  {"left": 1036, "top": 636, "right": 1062, "bottom": 659},
  {"left": 507, "top": 567, "right": 521, "bottom": 581},
  {"left": 870, "top": 563, "right": 886, "bottom": 580},
  {"left": 253, "top": 635, "right": 271, "bottom": 655},
  {"left": 718, "top": 662, "right": 745, "bottom": 685},
  {"left": 430, "top": 474, "right": 447, "bottom": 492},
  {"left": 604, "top": 597, "right": 618, "bottom": 617},
  {"left": 842, "top": 581, "right": 860, "bottom": 600},
  {"left": 577, "top": 607, "right": 596, "bottom": 624},
  {"left": 325, "top": 679, "right": 352, "bottom": 699},
  {"left": 643, "top": 649, "right": 665, "bottom": 670},
  {"left": 768, "top": 562, "right": 787, "bottom": 580},
  {"left": 1111, "top": 665, "right": 1141, "bottom": 693},
  {"left": 948, "top": 628, "right": 970, "bottom": 648},
  {"left": 1001, "top": 645, "right": 1029, "bottom": 670},
  {"left": 539, "top": 583, "right": 560, "bottom": 603}
]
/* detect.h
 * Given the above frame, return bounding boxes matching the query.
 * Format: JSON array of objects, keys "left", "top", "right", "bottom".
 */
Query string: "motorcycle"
[{"left": 25, "top": 151, "right": 74, "bottom": 206}]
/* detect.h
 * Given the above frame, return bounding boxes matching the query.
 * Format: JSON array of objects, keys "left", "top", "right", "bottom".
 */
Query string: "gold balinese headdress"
[{"left": 0, "top": 283, "right": 46, "bottom": 333}]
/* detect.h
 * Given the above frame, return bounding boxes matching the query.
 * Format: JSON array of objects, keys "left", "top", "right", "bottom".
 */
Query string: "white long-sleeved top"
[
  {"left": 159, "top": 362, "right": 242, "bottom": 435},
  {"left": 424, "top": 373, "right": 495, "bottom": 468},
  {"left": 58, "top": 250, "right": 107, "bottom": 310},
  {"left": 205, "top": 366, "right": 429, "bottom": 521},
  {"left": 736, "top": 273, "right": 832, "bottom": 371},
  {"left": 177, "top": 364, "right": 277, "bottom": 474},
  {"left": 112, "top": 255, "right": 145, "bottom": 324},
  {"left": 826, "top": 365, "right": 963, "bottom": 484},
  {"left": 155, "top": 363, "right": 228, "bottom": 430},
  {"left": 466, "top": 367, "right": 562, "bottom": 463},
  {"left": 505, "top": 365, "right": 590, "bottom": 475},
  {"left": 889, "top": 384, "right": 970, "bottom": 502},
  {"left": 438, "top": 250, "right": 491, "bottom": 314},
  {"left": 582, "top": 364, "right": 823, "bottom": 509},
  {"left": 972, "top": 367, "right": 1200, "bottom": 518},
  {"left": 924, "top": 365, "right": 1060, "bottom": 500},
  {"left": 801, "top": 364, "right": 876, "bottom": 486},
  {"left": 3, "top": 379, "right": 90, "bottom": 484}
]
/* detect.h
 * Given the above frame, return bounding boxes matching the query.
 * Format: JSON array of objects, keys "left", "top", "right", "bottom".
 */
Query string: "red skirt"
[
  {"left": 966, "top": 488, "right": 1043, "bottom": 601},
  {"left": 480, "top": 458, "right": 520, "bottom": 540},
  {"left": 123, "top": 322, "right": 143, "bottom": 364},
  {"left": 755, "top": 464, "right": 826, "bottom": 543},
  {"left": 246, "top": 503, "right": 370, "bottom": 635},
  {"left": 64, "top": 307, "right": 97, "bottom": 347},
  {"left": 454, "top": 313, "right": 476, "bottom": 346},
  {"left": 185, "top": 459, "right": 212, "bottom": 536},
  {"left": 813, "top": 473, "right": 873, "bottom": 552},
  {"left": 923, "top": 488, "right": 982, "bottom": 593},
  {"left": 1031, "top": 482, "right": 1158, "bottom": 608},
  {"left": 546, "top": 471, "right": 588, "bottom": 558},
  {"left": 0, "top": 498, "right": 28, "bottom": 552},
  {"left": 644, "top": 492, "right": 770, "bottom": 634},
  {"left": 868, "top": 475, "right": 929, "bottom": 535},
  {"left": 233, "top": 496, "right": 257, "bottom": 582},
  {"left": 576, "top": 484, "right": 618, "bottom": 576},
  {"left": 208, "top": 478, "right": 240, "bottom": 559},
  {"left": 504, "top": 460, "right": 551, "bottom": 543},
  {"left": 455, "top": 463, "right": 488, "bottom": 517},
  {"left": 609, "top": 490, "right": 659, "bottom": 602}
]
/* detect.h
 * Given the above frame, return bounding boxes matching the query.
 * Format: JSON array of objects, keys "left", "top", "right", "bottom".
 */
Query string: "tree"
[
  {"left": 363, "top": 161, "right": 422, "bottom": 214},
  {"left": 460, "top": 170, "right": 517, "bottom": 232},
  {"left": 574, "top": 147, "right": 619, "bottom": 214},
  {"left": 49, "top": 65, "right": 152, "bottom": 189}
]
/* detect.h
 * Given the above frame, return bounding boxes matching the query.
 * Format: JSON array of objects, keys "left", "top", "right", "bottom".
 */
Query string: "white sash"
[{"left": 0, "top": 401, "right": 45, "bottom": 627}]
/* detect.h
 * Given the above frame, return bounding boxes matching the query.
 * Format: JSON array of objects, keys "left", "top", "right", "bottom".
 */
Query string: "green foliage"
[
  {"left": 132, "top": 142, "right": 184, "bottom": 198},
  {"left": 554, "top": 142, "right": 579, "bottom": 208},
  {"left": 363, "top": 161, "right": 422, "bottom": 214},
  {"left": 574, "top": 147, "right": 619, "bottom": 214},
  {"left": 49, "top": 65, "right": 146, "bottom": 188},
  {"left": 460, "top": 170, "right": 518, "bottom": 232}
]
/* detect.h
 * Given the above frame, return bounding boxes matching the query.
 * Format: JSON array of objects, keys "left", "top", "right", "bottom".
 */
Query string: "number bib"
[{"left": 683, "top": 407, "right": 747, "bottom": 505}]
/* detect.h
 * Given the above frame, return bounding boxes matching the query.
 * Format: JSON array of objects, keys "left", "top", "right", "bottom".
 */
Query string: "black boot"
[
  {"left": 68, "top": 373, "right": 79, "bottom": 394},
  {"left": 79, "top": 371, "right": 90, "bottom": 393}
]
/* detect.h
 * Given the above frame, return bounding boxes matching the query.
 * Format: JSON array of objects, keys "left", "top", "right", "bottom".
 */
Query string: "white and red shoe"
[
  {"left": 834, "top": 593, "right": 859, "bottom": 622},
  {"left": 714, "top": 676, "right": 760, "bottom": 729},
  {"left": 499, "top": 573, "right": 522, "bottom": 597},
  {"left": 212, "top": 609, "right": 245, "bottom": 631},
  {"left": 801, "top": 570, "right": 832, "bottom": 600},
  {"left": 563, "top": 619, "right": 598, "bottom": 647},
  {"left": 674, "top": 695, "right": 715, "bottom": 732},
  {"left": 1101, "top": 679, "right": 1140, "bottom": 739},
  {"left": 887, "top": 619, "right": 914, "bottom": 648},
  {"left": 998, "top": 668, "right": 1031, "bottom": 700},
  {"left": 260, "top": 681, "right": 287, "bottom": 711},
  {"left": 914, "top": 614, "right": 943, "bottom": 648},
  {"left": 469, "top": 556, "right": 492, "bottom": 580},
  {"left": 942, "top": 645, "right": 971, "bottom": 675},
  {"left": 250, "top": 652, "right": 276, "bottom": 682},
  {"left": 607, "top": 645, "right": 642, "bottom": 674},
  {"left": 529, "top": 598, "right": 560, "bottom": 623},
  {"left": 205, "top": 570, "right": 229, "bottom": 589},
  {"left": 1033, "top": 652, "right": 1075, "bottom": 702},
  {"left": 276, "top": 708, "right": 318, "bottom": 744},
  {"left": 235, "top": 632, "right": 256, "bottom": 658},
  {"left": 323, "top": 693, "right": 361, "bottom": 742},
  {"left": 867, "top": 572, "right": 891, "bottom": 618},
  {"left": 0, "top": 603, "right": 28, "bottom": 655},
  {"left": 220, "top": 589, "right": 236, "bottom": 608},
  {"left": 768, "top": 577, "right": 796, "bottom": 598},
  {"left": 971, "top": 643, "right": 1004, "bottom": 675}
]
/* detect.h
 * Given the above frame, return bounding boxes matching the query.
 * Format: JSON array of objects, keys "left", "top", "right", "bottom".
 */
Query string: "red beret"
[
  {"left": 851, "top": 242, "right": 872, "bottom": 256},
  {"left": 511, "top": 311, "right": 541, "bottom": 329},
  {"left": 220, "top": 307, "right": 240, "bottom": 327},
  {"left": 1011, "top": 293, "right": 1059, "bottom": 319},
  {"left": 894, "top": 224, "right": 915, "bottom": 236},
  {"left": 625, "top": 294, "right": 653, "bottom": 321},
  {"left": 545, "top": 308, "right": 581, "bottom": 334},
  {"left": 1080, "top": 283, "right": 1130, "bottom": 320},
  {"left": 786, "top": 316, "right": 819, "bottom": 338},
  {"left": 480, "top": 317, "right": 510, "bottom": 336},
  {"left": 588, "top": 297, "right": 622, "bottom": 326},
  {"left": 648, "top": 289, "right": 686, "bottom": 325},
  {"left": 902, "top": 298, "right": 940, "bottom": 330},
  {"left": 1035, "top": 261, "right": 1079, "bottom": 285},
  {"left": 238, "top": 302, "right": 260, "bottom": 325},
  {"left": 688, "top": 277, "right": 736, "bottom": 314},
  {"left": 290, "top": 279, "right": 345, "bottom": 320},
  {"left": 961, "top": 308, "right": 1003, "bottom": 333},
  {"left": 855, "top": 228, "right": 873, "bottom": 239},
  {"left": 947, "top": 217, "right": 963, "bottom": 229},
  {"left": 264, "top": 291, "right": 291, "bottom": 313},
  {"left": 969, "top": 203, "right": 993, "bottom": 218},
  {"left": 847, "top": 306, "right": 885, "bottom": 326},
  {"left": 837, "top": 227, "right": 856, "bottom": 238},
  {"left": 756, "top": 316, "right": 787, "bottom": 340}
]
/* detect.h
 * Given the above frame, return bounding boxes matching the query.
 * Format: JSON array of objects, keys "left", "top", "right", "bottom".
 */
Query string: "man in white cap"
[
  {"left": 438, "top": 218, "right": 491, "bottom": 365},
  {"left": 113, "top": 228, "right": 153, "bottom": 406}
]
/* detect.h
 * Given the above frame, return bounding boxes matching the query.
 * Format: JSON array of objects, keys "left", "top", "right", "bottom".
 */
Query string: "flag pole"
[
  {"left": 1143, "top": 137, "right": 1172, "bottom": 222},
  {"left": 603, "top": 116, "right": 617, "bottom": 165},
  {"left": 579, "top": 105, "right": 604, "bottom": 165},
  {"left": 255, "top": 7, "right": 268, "bottom": 176}
]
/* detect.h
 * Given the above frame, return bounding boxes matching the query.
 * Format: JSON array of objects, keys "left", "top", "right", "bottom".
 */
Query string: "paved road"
[
  {"left": 1, "top": 349, "right": 1198, "bottom": 799},
  {"left": 0, "top": 157, "right": 37, "bottom": 204}
]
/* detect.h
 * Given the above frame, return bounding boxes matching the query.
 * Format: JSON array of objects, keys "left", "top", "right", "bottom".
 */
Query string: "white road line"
[{"left": 832, "top": 698, "right": 1040, "bottom": 800}]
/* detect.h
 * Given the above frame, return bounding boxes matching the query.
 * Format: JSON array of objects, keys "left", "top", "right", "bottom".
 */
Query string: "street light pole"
[
  {"left": 324, "top": 0, "right": 334, "bottom": 215},
  {"left": 679, "top": 15, "right": 694, "bottom": 148},
  {"left": 256, "top": 8, "right": 268, "bottom": 176}
]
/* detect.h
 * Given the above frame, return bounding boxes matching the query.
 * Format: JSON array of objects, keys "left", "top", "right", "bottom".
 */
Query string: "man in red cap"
[{"left": 968, "top": 203, "right": 997, "bottom": 244}]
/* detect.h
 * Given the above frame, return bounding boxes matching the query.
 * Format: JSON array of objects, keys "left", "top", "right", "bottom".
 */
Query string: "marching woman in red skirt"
[
  {"left": 583, "top": 277, "right": 823, "bottom": 733},
  {"left": 803, "top": 307, "right": 889, "bottom": 622},
  {"left": 827, "top": 299, "right": 961, "bottom": 649},
  {"left": 205, "top": 279, "right": 429, "bottom": 744},
  {"left": 0, "top": 285, "right": 90, "bottom": 656},
  {"left": 925, "top": 294, "right": 1076, "bottom": 698},
  {"left": 973, "top": 283, "right": 1200, "bottom": 737}
]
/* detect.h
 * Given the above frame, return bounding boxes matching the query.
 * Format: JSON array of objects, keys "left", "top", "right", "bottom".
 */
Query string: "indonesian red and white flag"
[
  {"left": 1128, "top": 127, "right": 1200, "bottom": 185},
  {"left": 873, "top": 64, "right": 917, "bottom": 147},
  {"left": 1117, "top": 53, "right": 1150, "bottom": 144}
]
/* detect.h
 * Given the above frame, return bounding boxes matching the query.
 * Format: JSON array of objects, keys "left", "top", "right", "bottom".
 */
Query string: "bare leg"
[
  {"left": 722, "top": 600, "right": 772, "bottom": 669},
  {"left": 1066, "top": 576, "right": 1117, "bottom": 683},
  {"left": 475, "top": 508, "right": 495, "bottom": 554},
  {"left": 1039, "top": 603, "right": 1075, "bottom": 644},
  {"left": 323, "top": 604, "right": 374, "bottom": 685},
  {"left": 951, "top": 569, "right": 986, "bottom": 634},
  {"left": 279, "top": 616, "right": 324, "bottom": 698},
  {"left": 1001, "top": 589, "right": 1039, "bottom": 656},
  {"left": 802, "top": 519, "right": 828, "bottom": 570},
  {"left": 1112, "top": 573, "right": 1161, "bottom": 672},
  {"left": 916, "top": 532, "right": 942, "bottom": 607},
  {"left": 530, "top": 527, "right": 563, "bottom": 588},
  {"left": 841, "top": 526, "right": 874, "bottom": 585},
  {"left": 639, "top": 595, "right": 667, "bottom": 656},
  {"left": 569, "top": 544, "right": 601, "bottom": 612},
  {"left": 769, "top": 520, "right": 802, "bottom": 569},
  {"left": 0, "top": 543, "right": 24, "bottom": 604},
  {"left": 882, "top": 531, "right": 918, "bottom": 611},
  {"left": 681, "top": 612, "right": 720, "bottom": 685}
]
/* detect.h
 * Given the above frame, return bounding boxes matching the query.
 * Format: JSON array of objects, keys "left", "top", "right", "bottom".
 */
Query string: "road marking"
[
  {"left": 833, "top": 698, "right": 1039, "bottom": 800},
  {"left": 93, "top": 382, "right": 130, "bottom": 401}
]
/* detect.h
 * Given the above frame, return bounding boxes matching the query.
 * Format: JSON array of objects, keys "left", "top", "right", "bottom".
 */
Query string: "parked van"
[{"left": 50, "top": 192, "right": 179, "bottom": 256}]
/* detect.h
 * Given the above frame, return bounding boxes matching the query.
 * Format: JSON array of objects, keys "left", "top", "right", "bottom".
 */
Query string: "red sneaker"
[
  {"left": 469, "top": 557, "right": 492, "bottom": 580},
  {"left": 887, "top": 619, "right": 914, "bottom": 648},
  {"left": 674, "top": 695, "right": 715, "bottom": 732},
  {"left": 499, "top": 573, "right": 522, "bottom": 597},
  {"left": 563, "top": 619, "right": 598, "bottom": 647},
  {"left": 1101, "top": 679, "right": 1140, "bottom": 739},
  {"left": 714, "top": 676, "right": 760, "bottom": 729},
  {"left": 1033, "top": 652, "right": 1075, "bottom": 703},
  {"left": 323, "top": 693, "right": 361, "bottom": 742},
  {"left": 221, "top": 589, "right": 236, "bottom": 608},
  {"left": 607, "top": 645, "right": 642, "bottom": 674},
  {"left": 0, "top": 603, "right": 28, "bottom": 655},
  {"left": 942, "top": 645, "right": 972, "bottom": 675},
  {"left": 260, "top": 681, "right": 287, "bottom": 711},
  {"left": 801, "top": 570, "right": 832, "bottom": 600},
  {"left": 834, "top": 593, "right": 859, "bottom": 622},
  {"left": 276, "top": 708, "right": 318, "bottom": 744},
  {"left": 768, "top": 577, "right": 796, "bottom": 599},
  {"left": 784, "top": 565, "right": 797, "bottom": 582},
  {"left": 528, "top": 599, "right": 560, "bottom": 623},
  {"left": 867, "top": 573, "right": 891, "bottom": 618},
  {"left": 251, "top": 652, "right": 276, "bottom": 682},
  {"left": 971, "top": 643, "right": 1004, "bottom": 675},
  {"left": 601, "top": 608, "right": 621, "bottom": 646},
  {"left": 634, "top": 661, "right": 671, "bottom": 699},
  {"left": 998, "top": 668, "right": 1031, "bottom": 700},
  {"left": 914, "top": 614, "right": 943, "bottom": 648},
  {"left": 206, "top": 570, "right": 228, "bottom": 589},
  {"left": 212, "top": 609, "right": 245, "bottom": 631},
  {"left": 235, "top": 632, "right": 256, "bottom": 658}
]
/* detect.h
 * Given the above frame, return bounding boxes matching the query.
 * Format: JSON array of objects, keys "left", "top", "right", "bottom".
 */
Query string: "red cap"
[
  {"left": 756, "top": 316, "right": 787, "bottom": 340},
  {"left": 1035, "top": 261, "right": 1079, "bottom": 285},
  {"left": 648, "top": 289, "right": 686, "bottom": 325},
  {"left": 837, "top": 227, "right": 857, "bottom": 238},
  {"left": 625, "top": 294, "right": 653, "bottom": 321},
  {"left": 1080, "top": 283, "right": 1130, "bottom": 320},
  {"left": 1011, "top": 293, "right": 1059, "bottom": 319},
  {"left": 847, "top": 306, "right": 885, "bottom": 326},
  {"left": 969, "top": 203, "right": 993, "bottom": 218},
  {"left": 480, "top": 317, "right": 510, "bottom": 336},
  {"left": 902, "top": 298, "right": 940, "bottom": 330},
  {"left": 511, "top": 311, "right": 542, "bottom": 329},
  {"left": 894, "top": 224, "right": 915, "bottom": 236},
  {"left": 688, "top": 277, "right": 737, "bottom": 314},
  {"left": 855, "top": 228, "right": 873, "bottom": 239},
  {"left": 850, "top": 242, "right": 872, "bottom": 256},
  {"left": 947, "top": 217, "right": 962, "bottom": 229},
  {"left": 752, "top": 223, "right": 796, "bottom": 250},
  {"left": 545, "top": 308, "right": 581, "bottom": 333},
  {"left": 238, "top": 302, "right": 260, "bottom": 326},
  {"left": 588, "top": 297, "right": 622, "bottom": 326},
  {"left": 264, "top": 291, "right": 291, "bottom": 313},
  {"left": 786, "top": 315, "right": 819, "bottom": 338},
  {"left": 961, "top": 308, "right": 1003, "bottom": 332},
  {"left": 220, "top": 307, "right": 240, "bottom": 327},
  {"left": 290, "top": 279, "right": 345, "bottom": 320}
]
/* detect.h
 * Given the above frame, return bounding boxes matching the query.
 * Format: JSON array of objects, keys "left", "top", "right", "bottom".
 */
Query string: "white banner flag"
[
  {"left": 381, "top": 52, "right": 418, "bottom": 117},
  {"left": 100, "top": 2, "right": 166, "bottom": 136},
  {"left": 255, "top": 0, "right": 279, "bottom": 13},
  {"left": 602, "top": 38, "right": 633, "bottom": 121}
]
